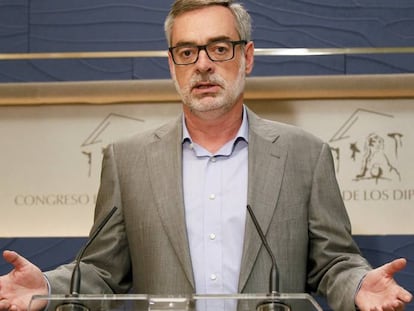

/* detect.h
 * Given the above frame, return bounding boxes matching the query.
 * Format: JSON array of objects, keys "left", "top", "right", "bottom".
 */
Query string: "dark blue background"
[
  {"left": 0, "top": 236, "right": 413, "bottom": 310},
  {"left": 1, "top": 0, "right": 414, "bottom": 82}
]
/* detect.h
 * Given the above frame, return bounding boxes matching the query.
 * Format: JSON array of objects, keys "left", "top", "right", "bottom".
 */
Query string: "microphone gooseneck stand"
[
  {"left": 246, "top": 205, "right": 291, "bottom": 311},
  {"left": 55, "top": 207, "right": 118, "bottom": 311}
]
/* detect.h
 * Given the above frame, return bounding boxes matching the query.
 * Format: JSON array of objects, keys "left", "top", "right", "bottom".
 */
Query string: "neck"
[{"left": 184, "top": 103, "right": 244, "bottom": 153}]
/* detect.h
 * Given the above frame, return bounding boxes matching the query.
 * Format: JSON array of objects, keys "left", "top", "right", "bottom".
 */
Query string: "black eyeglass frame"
[{"left": 169, "top": 40, "right": 247, "bottom": 65}]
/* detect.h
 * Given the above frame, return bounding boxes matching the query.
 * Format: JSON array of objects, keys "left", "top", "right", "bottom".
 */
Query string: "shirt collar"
[{"left": 182, "top": 105, "right": 249, "bottom": 144}]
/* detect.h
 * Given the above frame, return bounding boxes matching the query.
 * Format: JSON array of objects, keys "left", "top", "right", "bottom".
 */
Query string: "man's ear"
[
  {"left": 168, "top": 51, "right": 176, "bottom": 79},
  {"left": 244, "top": 41, "right": 255, "bottom": 75}
]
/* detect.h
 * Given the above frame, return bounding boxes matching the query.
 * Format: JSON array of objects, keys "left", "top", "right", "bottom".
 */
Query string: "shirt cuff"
[{"left": 354, "top": 274, "right": 367, "bottom": 310}]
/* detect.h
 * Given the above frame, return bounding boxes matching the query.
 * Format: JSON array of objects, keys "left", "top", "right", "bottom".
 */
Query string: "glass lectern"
[{"left": 29, "top": 293, "right": 322, "bottom": 311}]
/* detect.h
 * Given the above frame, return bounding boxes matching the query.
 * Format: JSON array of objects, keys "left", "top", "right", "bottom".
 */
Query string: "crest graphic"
[{"left": 329, "top": 109, "right": 403, "bottom": 184}]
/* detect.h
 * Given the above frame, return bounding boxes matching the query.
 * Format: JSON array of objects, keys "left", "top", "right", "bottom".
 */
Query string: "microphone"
[
  {"left": 246, "top": 205, "right": 290, "bottom": 311},
  {"left": 55, "top": 206, "right": 118, "bottom": 311}
]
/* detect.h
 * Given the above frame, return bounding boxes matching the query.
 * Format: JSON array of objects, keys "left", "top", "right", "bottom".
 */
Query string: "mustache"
[{"left": 189, "top": 73, "right": 225, "bottom": 89}]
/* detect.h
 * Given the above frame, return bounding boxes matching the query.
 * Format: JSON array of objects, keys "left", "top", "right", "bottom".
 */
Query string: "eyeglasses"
[{"left": 169, "top": 40, "right": 247, "bottom": 65}]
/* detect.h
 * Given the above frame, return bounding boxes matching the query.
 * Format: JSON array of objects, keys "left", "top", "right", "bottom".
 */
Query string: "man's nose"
[{"left": 195, "top": 49, "right": 214, "bottom": 72}]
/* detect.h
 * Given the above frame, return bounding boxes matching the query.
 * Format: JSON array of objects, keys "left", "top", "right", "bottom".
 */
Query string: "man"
[{"left": 0, "top": 1, "right": 412, "bottom": 311}]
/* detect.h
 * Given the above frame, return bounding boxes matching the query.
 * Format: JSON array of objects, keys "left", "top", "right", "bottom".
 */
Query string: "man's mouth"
[{"left": 192, "top": 82, "right": 220, "bottom": 94}]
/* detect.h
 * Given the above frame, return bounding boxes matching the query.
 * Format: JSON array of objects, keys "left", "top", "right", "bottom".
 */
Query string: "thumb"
[
  {"left": 2, "top": 250, "right": 30, "bottom": 270},
  {"left": 381, "top": 258, "right": 407, "bottom": 276}
]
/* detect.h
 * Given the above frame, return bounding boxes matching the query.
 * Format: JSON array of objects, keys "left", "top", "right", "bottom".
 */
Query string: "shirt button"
[
  {"left": 209, "top": 194, "right": 216, "bottom": 200},
  {"left": 211, "top": 157, "right": 217, "bottom": 163},
  {"left": 210, "top": 274, "right": 217, "bottom": 281},
  {"left": 209, "top": 233, "right": 216, "bottom": 240}
]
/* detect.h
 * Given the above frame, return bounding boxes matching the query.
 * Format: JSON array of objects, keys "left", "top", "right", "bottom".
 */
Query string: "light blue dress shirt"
[{"left": 182, "top": 107, "right": 249, "bottom": 310}]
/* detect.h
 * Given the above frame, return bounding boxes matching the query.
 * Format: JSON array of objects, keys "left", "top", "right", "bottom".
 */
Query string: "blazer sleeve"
[
  {"left": 45, "top": 144, "right": 132, "bottom": 295},
  {"left": 306, "top": 142, "right": 371, "bottom": 311}
]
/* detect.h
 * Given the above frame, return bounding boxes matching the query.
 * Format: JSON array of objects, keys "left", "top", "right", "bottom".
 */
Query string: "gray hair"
[{"left": 164, "top": 0, "right": 252, "bottom": 46}]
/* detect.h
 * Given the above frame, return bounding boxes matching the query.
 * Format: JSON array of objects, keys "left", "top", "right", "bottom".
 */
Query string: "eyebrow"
[{"left": 172, "top": 35, "right": 233, "bottom": 47}]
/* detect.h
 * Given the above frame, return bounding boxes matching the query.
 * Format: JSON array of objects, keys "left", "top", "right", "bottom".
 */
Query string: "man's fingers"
[
  {"left": 2, "top": 250, "right": 30, "bottom": 270},
  {"left": 382, "top": 258, "right": 407, "bottom": 276},
  {"left": 398, "top": 286, "right": 413, "bottom": 303},
  {"left": 0, "top": 300, "right": 11, "bottom": 311}
]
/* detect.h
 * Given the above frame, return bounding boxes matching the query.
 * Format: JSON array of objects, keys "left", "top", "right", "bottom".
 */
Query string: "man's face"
[{"left": 168, "top": 5, "right": 254, "bottom": 117}]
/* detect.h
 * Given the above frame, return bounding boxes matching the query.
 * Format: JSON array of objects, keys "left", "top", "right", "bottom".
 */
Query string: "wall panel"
[{"left": 0, "top": 75, "right": 413, "bottom": 310}]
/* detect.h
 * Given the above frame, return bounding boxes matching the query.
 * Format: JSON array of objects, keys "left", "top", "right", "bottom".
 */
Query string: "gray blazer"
[{"left": 46, "top": 108, "right": 371, "bottom": 311}]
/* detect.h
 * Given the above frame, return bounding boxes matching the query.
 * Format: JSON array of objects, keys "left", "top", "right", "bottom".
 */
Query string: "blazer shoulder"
[
  {"left": 111, "top": 116, "right": 181, "bottom": 152},
  {"left": 248, "top": 109, "right": 325, "bottom": 148}
]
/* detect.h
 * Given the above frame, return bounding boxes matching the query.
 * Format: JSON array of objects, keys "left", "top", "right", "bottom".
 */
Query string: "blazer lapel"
[
  {"left": 145, "top": 117, "right": 195, "bottom": 289},
  {"left": 239, "top": 109, "right": 287, "bottom": 292}
]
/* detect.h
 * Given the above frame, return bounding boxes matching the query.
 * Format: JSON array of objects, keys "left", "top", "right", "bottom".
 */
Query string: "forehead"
[{"left": 170, "top": 5, "right": 239, "bottom": 45}]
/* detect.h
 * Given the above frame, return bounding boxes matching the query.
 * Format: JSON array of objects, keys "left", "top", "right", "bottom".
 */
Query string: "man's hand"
[
  {"left": 355, "top": 258, "right": 413, "bottom": 311},
  {"left": 0, "top": 250, "right": 49, "bottom": 311}
]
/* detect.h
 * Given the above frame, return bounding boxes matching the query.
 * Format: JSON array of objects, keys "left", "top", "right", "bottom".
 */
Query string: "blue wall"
[
  {"left": 0, "top": 236, "right": 413, "bottom": 310},
  {"left": 1, "top": 0, "right": 414, "bottom": 82},
  {"left": 0, "top": 0, "right": 413, "bottom": 309}
]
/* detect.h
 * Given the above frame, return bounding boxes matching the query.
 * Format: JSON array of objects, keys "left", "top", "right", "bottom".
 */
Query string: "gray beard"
[{"left": 174, "top": 62, "right": 246, "bottom": 116}]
